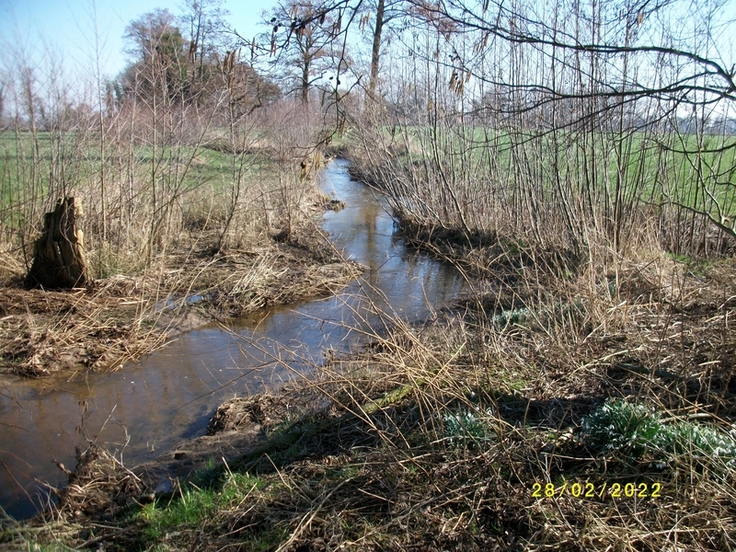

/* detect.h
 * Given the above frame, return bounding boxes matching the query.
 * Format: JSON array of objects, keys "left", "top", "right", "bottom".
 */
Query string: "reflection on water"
[{"left": 0, "top": 159, "right": 466, "bottom": 519}]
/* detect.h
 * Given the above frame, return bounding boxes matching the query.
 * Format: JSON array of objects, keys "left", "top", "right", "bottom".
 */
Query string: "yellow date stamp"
[{"left": 531, "top": 481, "right": 662, "bottom": 499}]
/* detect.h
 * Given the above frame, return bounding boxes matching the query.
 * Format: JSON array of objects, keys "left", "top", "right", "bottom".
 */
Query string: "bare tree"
[
  {"left": 363, "top": 0, "right": 407, "bottom": 99},
  {"left": 352, "top": 0, "right": 736, "bottom": 254},
  {"left": 261, "top": 0, "right": 347, "bottom": 103}
]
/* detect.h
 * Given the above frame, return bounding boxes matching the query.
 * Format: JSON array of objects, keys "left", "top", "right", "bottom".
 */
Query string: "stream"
[{"left": 0, "top": 159, "right": 467, "bottom": 520}]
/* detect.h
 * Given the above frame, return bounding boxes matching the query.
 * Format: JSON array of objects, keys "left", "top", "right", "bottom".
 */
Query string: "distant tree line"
[{"left": 114, "top": 1, "right": 281, "bottom": 122}]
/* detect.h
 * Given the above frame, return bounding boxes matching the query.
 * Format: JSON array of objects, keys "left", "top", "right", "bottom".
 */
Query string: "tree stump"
[{"left": 25, "top": 197, "right": 89, "bottom": 289}]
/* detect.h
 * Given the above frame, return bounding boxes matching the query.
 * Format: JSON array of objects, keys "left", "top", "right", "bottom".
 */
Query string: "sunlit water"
[{"left": 0, "top": 159, "right": 466, "bottom": 520}]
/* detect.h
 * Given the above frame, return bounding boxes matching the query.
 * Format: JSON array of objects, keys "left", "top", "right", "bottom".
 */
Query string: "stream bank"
[
  {"left": 0, "top": 159, "right": 466, "bottom": 522},
  {"left": 0, "top": 194, "right": 357, "bottom": 378},
  {"left": 4, "top": 160, "right": 736, "bottom": 552}
]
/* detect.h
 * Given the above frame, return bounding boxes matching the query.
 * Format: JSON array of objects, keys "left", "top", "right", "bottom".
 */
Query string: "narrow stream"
[{"left": 0, "top": 160, "right": 467, "bottom": 520}]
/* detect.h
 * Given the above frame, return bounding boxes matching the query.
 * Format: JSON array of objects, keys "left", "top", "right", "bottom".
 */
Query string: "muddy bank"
[
  {"left": 0, "top": 284, "right": 162, "bottom": 377},
  {"left": 0, "top": 379, "right": 365, "bottom": 550},
  {"left": 0, "top": 199, "right": 359, "bottom": 378},
  {"left": 35, "top": 354, "right": 411, "bottom": 527}
]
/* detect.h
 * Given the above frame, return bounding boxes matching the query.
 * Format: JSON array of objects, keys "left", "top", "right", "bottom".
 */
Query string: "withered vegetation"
[
  {"left": 0, "top": 195, "right": 360, "bottom": 377},
  {"left": 5, "top": 229, "right": 735, "bottom": 551},
  {"left": 3, "top": 0, "right": 736, "bottom": 545}
]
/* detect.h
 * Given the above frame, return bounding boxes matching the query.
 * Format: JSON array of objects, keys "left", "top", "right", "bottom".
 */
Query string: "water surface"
[{"left": 0, "top": 160, "right": 466, "bottom": 519}]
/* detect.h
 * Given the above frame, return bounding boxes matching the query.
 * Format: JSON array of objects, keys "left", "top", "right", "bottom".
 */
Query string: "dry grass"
[
  {"left": 0, "top": 187, "right": 360, "bottom": 377},
  {"left": 0, "top": 284, "right": 165, "bottom": 376},
  {"left": 191, "top": 248, "right": 736, "bottom": 552},
  {"left": 8, "top": 238, "right": 735, "bottom": 551},
  {"left": 4, "top": 128, "right": 735, "bottom": 550}
]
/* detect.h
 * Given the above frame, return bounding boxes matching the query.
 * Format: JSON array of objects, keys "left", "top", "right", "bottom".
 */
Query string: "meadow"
[{"left": 352, "top": 123, "right": 736, "bottom": 258}]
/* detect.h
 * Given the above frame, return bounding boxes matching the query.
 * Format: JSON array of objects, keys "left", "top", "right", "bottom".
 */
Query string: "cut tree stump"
[{"left": 25, "top": 197, "right": 89, "bottom": 289}]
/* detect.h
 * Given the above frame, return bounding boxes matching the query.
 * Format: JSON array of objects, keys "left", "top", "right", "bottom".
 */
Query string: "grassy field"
[
  {"left": 355, "top": 124, "right": 736, "bottom": 253},
  {"left": 0, "top": 130, "right": 272, "bottom": 236}
]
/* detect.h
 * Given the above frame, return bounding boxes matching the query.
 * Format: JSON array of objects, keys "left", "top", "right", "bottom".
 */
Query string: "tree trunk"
[
  {"left": 301, "top": 58, "right": 310, "bottom": 103},
  {"left": 26, "top": 197, "right": 89, "bottom": 289},
  {"left": 368, "top": 0, "right": 385, "bottom": 100}
]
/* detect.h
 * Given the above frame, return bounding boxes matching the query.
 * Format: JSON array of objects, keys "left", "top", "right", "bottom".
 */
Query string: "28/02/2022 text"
[{"left": 531, "top": 481, "right": 662, "bottom": 499}]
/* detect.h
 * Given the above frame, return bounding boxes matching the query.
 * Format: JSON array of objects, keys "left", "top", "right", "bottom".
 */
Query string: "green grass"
[
  {"left": 137, "top": 471, "right": 268, "bottom": 544},
  {"left": 365, "top": 124, "right": 736, "bottom": 230},
  {"left": 0, "top": 130, "right": 276, "bottom": 229},
  {"left": 139, "top": 488, "right": 217, "bottom": 540},
  {"left": 131, "top": 468, "right": 294, "bottom": 551}
]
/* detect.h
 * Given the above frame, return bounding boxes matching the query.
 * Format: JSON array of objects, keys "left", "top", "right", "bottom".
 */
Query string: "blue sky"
[{"left": 0, "top": 0, "right": 279, "bottom": 79}]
